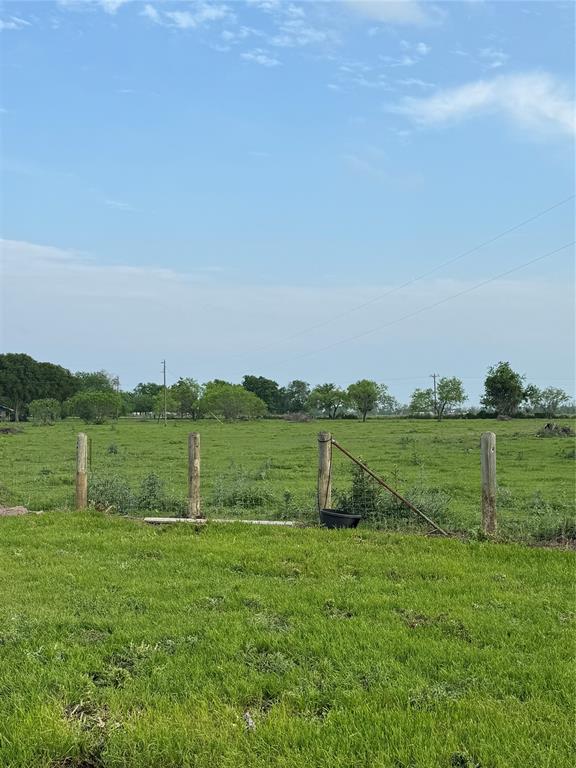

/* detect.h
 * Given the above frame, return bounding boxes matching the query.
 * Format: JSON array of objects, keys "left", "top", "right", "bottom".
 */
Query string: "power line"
[
  {"left": 280, "top": 241, "right": 574, "bottom": 364},
  {"left": 244, "top": 193, "right": 574, "bottom": 357}
]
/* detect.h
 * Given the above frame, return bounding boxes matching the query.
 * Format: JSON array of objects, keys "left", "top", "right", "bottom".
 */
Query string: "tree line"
[{"left": 0, "top": 353, "right": 572, "bottom": 424}]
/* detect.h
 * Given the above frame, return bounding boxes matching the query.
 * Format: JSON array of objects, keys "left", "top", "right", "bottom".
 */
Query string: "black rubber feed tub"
[{"left": 320, "top": 509, "right": 361, "bottom": 529}]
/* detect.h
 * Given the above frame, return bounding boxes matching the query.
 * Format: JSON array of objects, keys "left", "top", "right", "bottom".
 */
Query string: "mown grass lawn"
[
  {"left": 1, "top": 417, "right": 574, "bottom": 538},
  {"left": 0, "top": 513, "right": 573, "bottom": 767}
]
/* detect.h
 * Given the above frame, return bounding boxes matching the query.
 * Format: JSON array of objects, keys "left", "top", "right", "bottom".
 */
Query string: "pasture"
[
  {"left": 0, "top": 513, "right": 574, "bottom": 768},
  {"left": 0, "top": 417, "right": 574, "bottom": 539}
]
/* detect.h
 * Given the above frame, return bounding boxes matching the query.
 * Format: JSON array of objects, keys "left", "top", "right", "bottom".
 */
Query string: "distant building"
[{"left": 0, "top": 404, "right": 15, "bottom": 421}]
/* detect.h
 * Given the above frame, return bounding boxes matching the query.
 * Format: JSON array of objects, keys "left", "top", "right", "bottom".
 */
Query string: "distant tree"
[
  {"left": 378, "top": 386, "right": 401, "bottom": 415},
  {"left": 242, "top": 375, "right": 283, "bottom": 413},
  {"left": 66, "top": 390, "right": 122, "bottom": 424},
  {"left": 152, "top": 390, "right": 179, "bottom": 420},
  {"left": 347, "top": 379, "right": 381, "bottom": 422},
  {"left": 131, "top": 382, "right": 163, "bottom": 415},
  {"left": 29, "top": 398, "right": 61, "bottom": 425},
  {"left": 171, "top": 378, "right": 203, "bottom": 419},
  {"left": 202, "top": 381, "right": 267, "bottom": 420},
  {"left": 409, "top": 388, "right": 434, "bottom": 416},
  {"left": 435, "top": 377, "right": 467, "bottom": 420},
  {"left": 523, "top": 384, "right": 542, "bottom": 414},
  {"left": 282, "top": 380, "right": 311, "bottom": 412},
  {"left": 75, "top": 370, "right": 116, "bottom": 392},
  {"left": 409, "top": 377, "right": 467, "bottom": 420},
  {"left": 36, "top": 362, "right": 79, "bottom": 402},
  {"left": 538, "top": 387, "right": 571, "bottom": 417},
  {"left": 0, "top": 353, "right": 77, "bottom": 420},
  {"left": 308, "top": 383, "right": 348, "bottom": 419},
  {"left": 481, "top": 362, "right": 526, "bottom": 416}
]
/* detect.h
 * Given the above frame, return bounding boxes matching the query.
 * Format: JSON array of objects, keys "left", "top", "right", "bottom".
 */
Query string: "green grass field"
[
  {"left": 0, "top": 512, "right": 573, "bottom": 768},
  {"left": 1, "top": 417, "right": 574, "bottom": 538}
]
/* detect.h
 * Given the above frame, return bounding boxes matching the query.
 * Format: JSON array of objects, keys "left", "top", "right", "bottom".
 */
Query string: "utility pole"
[
  {"left": 162, "top": 359, "right": 167, "bottom": 427},
  {"left": 430, "top": 373, "right": 439, "bottom": 419}
]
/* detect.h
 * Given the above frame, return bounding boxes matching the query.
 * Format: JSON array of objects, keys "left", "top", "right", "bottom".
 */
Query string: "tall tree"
[
  {"left": 435, "top": 377, "right": 467, "bottom": 420},
  {"left": 131, "top": 382, "right": 162, "bottom": 415},
  {"left": 74, "top": 370, "right": 116, "bottom": 392},
  {"left": 308, "top": 384, "right": 348, "bottom": 419},
  {"left": 409, "top": 388, "right": 434, "bottom": 417},
  {"left": 282, "top": 380, "right": 311, "bottom": 413},
  {"left": 481, "top": 362, "right": 526, "bottom": 416},
  {"left": 0, "top": 353, "right": 77, "bottom": 420},
  {"left": 171, "top": 378, "right": 203, "bottom": 419},
  {"left": 347, "top": 379, "right": 381, "bottom": 422},
  {"left": 242, "top": 375, "right": 282, "bottom": 413}
]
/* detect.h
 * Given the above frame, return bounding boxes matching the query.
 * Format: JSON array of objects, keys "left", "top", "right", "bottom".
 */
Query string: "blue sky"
[{"left": 1, "top": 0, "right": 574, "bottom": 402}]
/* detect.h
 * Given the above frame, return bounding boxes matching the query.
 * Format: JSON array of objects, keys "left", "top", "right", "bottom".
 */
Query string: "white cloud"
[
  {"left": 105, "top": 199, "right": 136, "bottom": 212},
  {"left": 0, "top": 16, "right": 31, "bottom": 30},
  {"left": 241, "top": 48, "right": 281, "bottom": 67},
  {"left": 345, "top": 0, "right": 442, "bottom": 26},
  {"left": 391, "top": 72, "right": 576, "bottom": 137},
  {"left": 58, "top": 0, "right": 130, "bottom": 14},
  {"left": 397, "top": 77, "right": 435, "bottom": 88},
  {"left": 479, "top": 47, "right": 509, "bottom": 70},
  {"left": 141, "top": 2, "right": 232, "bottom": 30}
]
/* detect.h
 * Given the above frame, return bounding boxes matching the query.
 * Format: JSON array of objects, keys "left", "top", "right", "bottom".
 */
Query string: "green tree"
[
  {"left": 481, "top": 362, "right": 526, "bottom": 416},
  {"left": 171, "top": 378, "right": 203, "bottom": 419},
  {"left": 153, "top": 390, "right": 179, "bottom": 420},
  {"left": 538, "top": 387, "right": 571, "bottom": 417},
  {"left": 66, "top": 391, "right": 122, "bottom": 424},
  {"left": 131, "top": 382, "right": 162, "bottom": 415},
  {"left": 347, "top": 379, "right": 381, "bottom": 422},
  {"left": 378, "top": 387, "right": 400, "bottom": 415},
  {"left": 74, "top": 370, "right": 116, "bottom": 392},
  {"left": 409, "top": 388, "right": 434, "bottom": 416},
  {"left": 29, "top": 398, "right": 61, "bottom": 425},
  {"left": 308, "top": 384, "right": 348, "bottom": 419},
  {"left": 435, "top": 377, "right": 467, "bottom": 420},
  {"left": 410, "top": 378, "right": 467, "bottom": 420},
  {"left": 202, "top": 382, "right": 267, "bottom": 420},
  {"left": 0, "top": 353, "right": 77, "bottom": 420},
  {"left": 242, "top": 375, "right": 283, "bottom": 413},
  {"left": 282, "top": 380, "right": 311, "bottom": 412}
]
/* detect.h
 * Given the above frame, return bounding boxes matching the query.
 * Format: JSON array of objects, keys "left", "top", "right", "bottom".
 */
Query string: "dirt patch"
[
  {"left": 0, "top": 427, "right": 22, "bottom": 435},
  {"left": 0, "top": 506, "right": 30, "bottom": 517}
]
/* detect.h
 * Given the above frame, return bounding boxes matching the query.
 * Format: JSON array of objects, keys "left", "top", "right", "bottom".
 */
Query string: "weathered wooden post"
[
  {"left": 188, "top": 432, "right": 201, "bottom": 519},
  {"left": 317, "top": 431, "right": 332, "bottom": 513},
  {"left": 75, "top": 432, "right": 88, "bottom": 510},
  {"left": 481, "top": 431, "right": 497, "bottom": 535}
]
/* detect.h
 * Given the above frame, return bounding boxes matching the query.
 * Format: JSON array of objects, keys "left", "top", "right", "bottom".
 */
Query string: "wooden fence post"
[
  {"left": 317, "top": 431, "right": 332, "bottom": 512},
  {"left": 188, "top": 432, "right": 201, "bottom": 519},
  {"left": 481, "top": 431, "right": 497, "bottom": 535},
  {"left": 75, "top": 432, "right": 88, "bottom": 510}
]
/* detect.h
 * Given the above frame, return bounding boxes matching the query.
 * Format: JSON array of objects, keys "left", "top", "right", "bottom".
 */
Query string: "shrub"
[
  {"left": 336, "top": 463, "right": 450, "bottom": 528},
  {"left": 65, "top": 390, "right": 122, "bottom": 424},
  {"left": 29, "top": 398, "right": 61, "bottom": 425},
  {"left": 89, "top": 474, "right": 135, "bottom": 514}
]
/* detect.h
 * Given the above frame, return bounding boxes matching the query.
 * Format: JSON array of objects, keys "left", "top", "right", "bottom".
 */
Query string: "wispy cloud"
[
  {"left": 345, "top": 0, "right": 443, "bottom": 26},
  {"left": 0, "top": 16, "right": 31, "bottom": 30},
  {"left": 58, "top": 0, "right": 131, "bottom": 14},
  {"left": 479, "top": 47, "right": 509, "bottom": 70},
  {"left": 141, "top": 2, "right": 233, "bottom": 30},
  {"left": 240, "top": 48, "right": 281, "bottom": 67},
  {"left": 105, "top": 199, "right": 136, "bottom": 212},
  {"left": 390, "top": 72, "right": 576, "bottom": 137}
]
